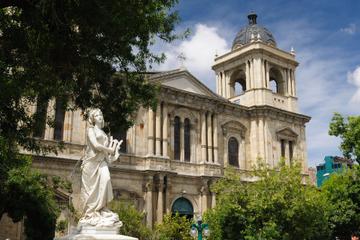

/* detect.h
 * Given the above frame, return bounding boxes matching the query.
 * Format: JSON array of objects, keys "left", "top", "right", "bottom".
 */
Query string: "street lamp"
[{"left": 190, "top": 215, "right": 210, "bottom": 240}]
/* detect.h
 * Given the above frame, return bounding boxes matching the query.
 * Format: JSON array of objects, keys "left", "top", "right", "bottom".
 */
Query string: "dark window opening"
[
  {"left": 53, "top": 99, "right": 66, "bottom": 141},
  {"left": 174, "top": 116, "right": 180, "bottom": 160},
  {"left": 317, "top": 165, "right": 325, "bottom": 171},
  {"left": 228, "top": 137, "right": 239, "bottom": 167},
  {"left": 184, "top": 118, "right": 191, "bottom": 162},
  {"left": 33, "top": 98, "right": 48, "bottom": 138},
  {"left": 280, "top": 139, "right": 286, "bottom": 158},
  {"left": 112, "top": 129, "right": 127, "bottom": 153}
]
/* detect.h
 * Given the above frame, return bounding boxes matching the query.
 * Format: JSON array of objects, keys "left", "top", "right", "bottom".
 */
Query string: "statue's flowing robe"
[{"left": 79, "top": 127, "right": 118, "bottom": 226}]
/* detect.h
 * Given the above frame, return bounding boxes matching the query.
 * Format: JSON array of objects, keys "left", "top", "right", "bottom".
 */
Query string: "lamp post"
[{"left": 190, "top": 215, "right": 210, "bottom": 240}]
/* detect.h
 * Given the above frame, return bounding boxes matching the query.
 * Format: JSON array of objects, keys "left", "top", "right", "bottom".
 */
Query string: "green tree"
[
  {"left": 153, "top": 213, "right": 193, "bottom": 240},
  {"left": 329, "top": 113, "right": 360, "bottom": 164},
  {"left": 110, "top": 201, "right": 152, "bottom": 240},
  {"left": 0, "top": 137, "right": 59, "bottom": 240},
  {"left": 205, "top": 163, "right": 331, "bottom": 240},
  {"left": 0, "top": 1, "right": 182, "bottom": 239},
  {"left": 321, "top": 166, "right": 360, "bottom": 240}
]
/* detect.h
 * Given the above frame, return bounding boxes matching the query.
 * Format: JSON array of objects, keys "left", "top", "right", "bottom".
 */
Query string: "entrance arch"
[{"left": 171, "top": 197, "right": 194, "bottom": 219}]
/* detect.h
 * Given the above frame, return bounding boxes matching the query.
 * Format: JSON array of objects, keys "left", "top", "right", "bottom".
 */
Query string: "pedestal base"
[{"left": 56, "top": 225, "right": 138, "bottom": 240}]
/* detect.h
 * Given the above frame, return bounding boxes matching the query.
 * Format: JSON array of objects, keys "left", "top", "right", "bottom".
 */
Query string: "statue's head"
[{"left": 88, "top": 108, "right": 104, "bottom": 128}]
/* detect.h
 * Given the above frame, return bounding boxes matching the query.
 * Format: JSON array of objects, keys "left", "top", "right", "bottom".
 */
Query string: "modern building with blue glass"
[{"left": 316, "top": 156, "right": 349, "bottom": 187}]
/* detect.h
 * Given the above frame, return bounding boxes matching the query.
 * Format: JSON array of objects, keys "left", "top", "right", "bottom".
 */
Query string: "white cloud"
[
  {"left": 341, "top": 23, "right": 357, "bottom": 35},
  {"left": 155, "top": 23, "right": 229, "bottom": 90},
  {"left": 347, "top": 66, "right": 360, "bottom": 103}
]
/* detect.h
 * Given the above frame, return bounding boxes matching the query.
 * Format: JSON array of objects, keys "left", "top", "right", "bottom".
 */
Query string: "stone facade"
[{"left": 0, "top": 13, "right": 310, "bottom": 237}]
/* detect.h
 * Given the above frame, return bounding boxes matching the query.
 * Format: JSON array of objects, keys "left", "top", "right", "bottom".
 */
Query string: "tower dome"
[{"left": 232, "top": 12, "right": 276, "bottom": 50}]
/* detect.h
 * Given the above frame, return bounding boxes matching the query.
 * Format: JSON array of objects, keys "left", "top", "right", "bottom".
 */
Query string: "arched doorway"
[{"left": 171, "top": 197, "right": 194, "bottom": 219}]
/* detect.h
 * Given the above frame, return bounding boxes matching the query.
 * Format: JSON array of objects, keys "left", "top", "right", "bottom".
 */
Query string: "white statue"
[{"left": 79, "top": 108, "right": 122, "bottom": 227}]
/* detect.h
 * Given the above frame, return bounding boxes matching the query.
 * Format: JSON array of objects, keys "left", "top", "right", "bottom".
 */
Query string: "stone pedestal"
[{"left": 56, "top": 225, "right": 138, "bottom": 240}]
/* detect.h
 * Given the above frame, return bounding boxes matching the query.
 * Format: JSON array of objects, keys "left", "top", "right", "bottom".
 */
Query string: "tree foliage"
[
  {"left": 0, "top": 1, "right": 181, "bottom": 238},
  {"left": 205, "top": 164, "right": 331, "bottom": 240},
  {"left": 321, "top": 166, "right": 360, "bottom": 240},
  {"left": 110, "top": 201, "right": 152, "bottom": 240},
  {"left": 153, "top": 213, "right": 193, "bottom": 240},
  {"left": 329, "top": 113, "right": 360, "bottom": 164},
  {"left": 0, "top": 137, "right": 59, "bottom": 240},
  {"left": 0, "top": 0, "right": 181, "bottom": 152}
]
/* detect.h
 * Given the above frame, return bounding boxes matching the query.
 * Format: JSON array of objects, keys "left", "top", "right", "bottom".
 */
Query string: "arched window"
[
  {"left": 172, "top": 197, "right": 194, "bottom": 219},
  {"left": 228, "top": 137, "right": 239, "bottom": 167},
  {"left": 174, "top": 116, "right": 180, "bottom": 160},
  {"left": 235, "top": 79, "right": 246, "bottom": 95},
  {"left": 230, "top": 70, "right": 247, "bottom": 97},
  {"left": 184, "top": 118, "right": 191, "bottom": 162},
  {"left": 269, "top": 68, "right": 285, "bottom": 95}
]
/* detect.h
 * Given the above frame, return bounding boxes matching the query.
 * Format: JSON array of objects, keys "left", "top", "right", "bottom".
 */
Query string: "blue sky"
[{"left": 154, "top": 0, "right": 360, "bottom": 167}]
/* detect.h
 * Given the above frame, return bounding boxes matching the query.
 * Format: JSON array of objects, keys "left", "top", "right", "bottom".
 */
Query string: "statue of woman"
[{"left": 79, "top": 108, "right": 122, "bottom": 227}]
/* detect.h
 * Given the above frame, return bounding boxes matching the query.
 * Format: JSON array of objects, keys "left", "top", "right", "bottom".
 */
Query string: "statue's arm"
[{"left": 88, "top": 128, "right": 114, "bottom": 154}]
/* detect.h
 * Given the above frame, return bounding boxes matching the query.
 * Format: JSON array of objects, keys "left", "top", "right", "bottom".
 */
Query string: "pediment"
[
  {"left": 276, "top": 127, "right": 298, "bottom": 141},
  {"left": 222, "top": 120, "right": 246, "bottom": 137},
  {"left": 150, "top": 69, "right": 219, "bottom": 98}
]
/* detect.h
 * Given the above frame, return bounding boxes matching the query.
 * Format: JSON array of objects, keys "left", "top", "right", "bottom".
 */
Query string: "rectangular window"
[
  {"left": 280, "top": 139, "right": 285, "bottom": 158},
  {"left": 33, "top": 98, "right": 48, "bottom": 138},
  {"left": 112, "top": 129, "right": 127, "bottom": 153},
  {"left": 53, "top": 99, "right": 66, "bottom": 141},
  {"left": 174, "top": 116, "right": 180, "bottom": 160}
]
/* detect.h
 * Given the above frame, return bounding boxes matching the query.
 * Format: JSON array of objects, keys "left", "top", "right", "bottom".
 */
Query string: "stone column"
[
  {"left": 201, "top": 185, "right": 208, "bottom": 214},
  {"left": 155, "top": 105, "right": 161, "bottom": 156},
  {"left": 63, "top": 110, "right": 73, "bottom": 142},
  {"left": 207, "top": 113, "right": 213, "bottom": 163},
  {"left": 222, "top": 72, "right": 226, "bottom": 97},
  {"left": 218, "top": 74, "right": 223, "bottom": 96},
  {"left": 148, "top": 108, "right": 154, "bottom": 155},
  {"left": 292, "top": 69, "right": 296, "bottom": 96},
  {"left": 287, "top": 69, "right": 291, "bottom": 96},
  {"left": 258, "top": 117, "right": 265, "bottom": 160},
  {"left": 201, "top": 111, "right": 207, "bottom": 163},
  {"left": 226, "top": 74, "right": 231, "bottom": 98},
  {"left": 165, "top": 177, "right": 172, "bottom": 214},
  {"left": 263, "top": 117, "right": 269, "bottom": 166},
  {"left": 250, "top": 119, "right": 258, "bottom": 166},
  {"left": 162, "top": 103, "right": 168, "bottom": 157},
  {"left": 211, "top": 192, "right": 216, "bottom": 208},
  {"left": 145, "top": 177, "right": 153, "bottom": 228},
  {"left": 284, "top": 140, "right": 290, "bottom": 166},
  {"left": 213, "top": 114, "right": 218, "bottom": 164},
  {"left": 44, "top": 98, "right": 55, "bottom": 140},
  {"left": 261, "top": 59, "right": 266, "bottom": 87},
  {"left": 156, "top": 176, "right": 164, "bottom": 223},
  {"left": 245, "top": 61, "right": 250, "bottom": 89},
  {"left": 254, "top": 58, "right": 262, "bottom": 88},
  {"left": 265, "top": 61, "right": 270, "bottom": 88},
  {"left": 250, "top": 59, "right": 254, "bottom": 89}
]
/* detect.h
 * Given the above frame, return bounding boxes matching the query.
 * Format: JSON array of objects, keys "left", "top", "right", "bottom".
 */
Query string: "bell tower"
[
  {"left": 212, "top": 13, "right": 310, "bottom": 170},
  {"left": 213, "top": 12, "right": 298, "bottom": 113}
]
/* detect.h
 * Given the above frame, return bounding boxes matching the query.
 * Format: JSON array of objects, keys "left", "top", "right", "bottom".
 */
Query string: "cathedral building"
[{"left": 0, "top": 12, "right": 310, "bottom": 239}]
